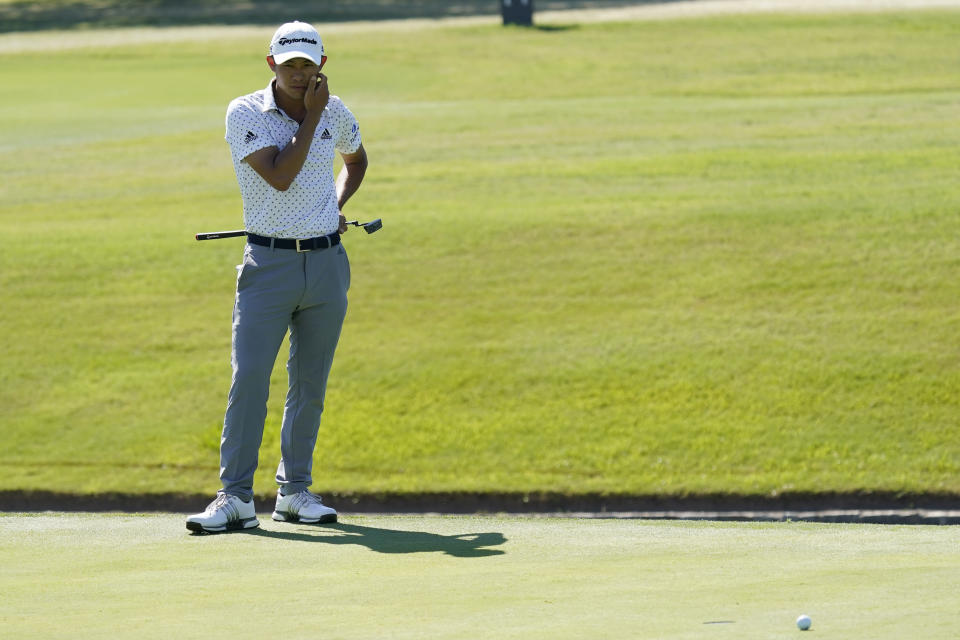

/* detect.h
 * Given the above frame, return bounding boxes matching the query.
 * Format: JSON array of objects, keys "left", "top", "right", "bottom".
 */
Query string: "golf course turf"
[
  {"left": 1, "top": 513, "right": 958, "bottom": 639},
  {"left": 2, "top": 3, "right": 959, "bottom": 637}
]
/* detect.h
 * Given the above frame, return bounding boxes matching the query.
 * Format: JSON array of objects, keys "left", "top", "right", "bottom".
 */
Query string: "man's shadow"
[{"left": 243, "top": 521, "right": 507, "bottom": 557}]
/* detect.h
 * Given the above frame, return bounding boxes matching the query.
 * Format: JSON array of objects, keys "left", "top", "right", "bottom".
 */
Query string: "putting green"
[{"left": 1, "top": 513, "right": 958, "bottom": 638}]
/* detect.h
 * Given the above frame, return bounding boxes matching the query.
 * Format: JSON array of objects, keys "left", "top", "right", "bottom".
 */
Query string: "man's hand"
[
  {"left": 305, "top": 73, "right": 330, "bottom": 116},
  {"left": 338, "top": 215, "right": 348, "bottom": 234}
]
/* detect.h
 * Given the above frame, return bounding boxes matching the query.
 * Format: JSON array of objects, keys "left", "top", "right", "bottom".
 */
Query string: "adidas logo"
[
  {"left": 320, "top": 128, "right": 332, "bottom": 140},
  {"left": 244, "top": 130, "right": 258, "bottom": 143}
]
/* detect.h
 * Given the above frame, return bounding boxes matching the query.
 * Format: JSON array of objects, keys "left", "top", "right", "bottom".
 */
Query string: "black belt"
[{"left": 246, "top": 232, "right": 340, "bottom": 252}]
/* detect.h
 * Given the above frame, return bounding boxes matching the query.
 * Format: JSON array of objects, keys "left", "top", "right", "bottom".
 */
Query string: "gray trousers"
[{"left": 219, "top": 240, "right": 350, "bottom": 501}]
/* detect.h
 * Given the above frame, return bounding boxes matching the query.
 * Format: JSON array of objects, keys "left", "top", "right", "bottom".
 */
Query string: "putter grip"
[{"left": 196, "top": 230, "right": 246, "bottom": 241}]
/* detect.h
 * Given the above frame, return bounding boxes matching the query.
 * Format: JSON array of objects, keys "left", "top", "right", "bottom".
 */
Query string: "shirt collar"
[
  {"left": 261, "top": 79, "right": 303, "bottom": 123},
  {"left": 261, "top": 79, "right": 280, "bottom": 114}
]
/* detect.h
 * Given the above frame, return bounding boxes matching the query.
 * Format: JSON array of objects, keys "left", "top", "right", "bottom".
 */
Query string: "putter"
[{"left": 196, "top": 218, "right": 381, "bottom": 241}]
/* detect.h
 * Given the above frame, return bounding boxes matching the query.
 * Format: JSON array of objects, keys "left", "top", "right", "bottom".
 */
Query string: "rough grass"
[
  {"left": 0, "top": 0, "right": 644, "bottom": 32},
  {"left": 0, "top": 12, "right": 958, "bottom": 498},
  {"left": 0, "top": 0, "right": 496, "bottom": 31}
]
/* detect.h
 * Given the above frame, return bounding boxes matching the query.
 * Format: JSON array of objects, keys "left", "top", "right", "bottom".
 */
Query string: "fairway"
[
  {"left": 2, "top": 2, "right": 959, "bottom": 512},
  {"left": 1, "top": 513, "right": 958, "bottom": 639}
]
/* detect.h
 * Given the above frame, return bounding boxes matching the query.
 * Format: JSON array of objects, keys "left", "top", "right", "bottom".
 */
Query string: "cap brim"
[{"left": 272, "top": 50, "right": 320, "bottom": 65}]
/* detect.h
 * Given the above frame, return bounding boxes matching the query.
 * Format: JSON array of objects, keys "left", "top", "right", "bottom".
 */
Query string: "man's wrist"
[{"left": 300, "top": 112, "right": 321, "bottom": 131}]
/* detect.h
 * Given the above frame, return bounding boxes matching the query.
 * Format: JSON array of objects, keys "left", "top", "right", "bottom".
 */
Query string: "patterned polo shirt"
[{"left": 225, "top": 81, "right": 362, "bottom": 238}]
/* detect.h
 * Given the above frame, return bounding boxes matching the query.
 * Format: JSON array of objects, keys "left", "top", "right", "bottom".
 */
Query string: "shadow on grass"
[
  {"left": 533, "top": 24, "right": 580, "bottom": 32},
  {"left": 239, "top": 521, "right": 507, "bottom": 557}
]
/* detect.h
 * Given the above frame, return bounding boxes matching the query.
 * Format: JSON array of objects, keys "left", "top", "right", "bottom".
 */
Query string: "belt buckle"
[{"left": 295, "top": 238, "right": 309, "bottom": 253}]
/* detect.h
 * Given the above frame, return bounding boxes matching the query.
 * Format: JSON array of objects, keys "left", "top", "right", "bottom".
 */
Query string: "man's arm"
[
  {"left": 244, "top": 76, "right": 329, "bottom": 191},
  {"left": 337, "top": 144, "right": 368, "bottom": 211}
]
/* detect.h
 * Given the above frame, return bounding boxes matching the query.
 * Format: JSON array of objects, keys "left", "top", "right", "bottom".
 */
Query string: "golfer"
[{"left": 187, "top": 21, "right": 367, "bottom": 533}]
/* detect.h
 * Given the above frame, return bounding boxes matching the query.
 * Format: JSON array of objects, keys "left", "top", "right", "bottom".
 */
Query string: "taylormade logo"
[{"left": 277, "top": 37, "right": 317, "bottom": 46}]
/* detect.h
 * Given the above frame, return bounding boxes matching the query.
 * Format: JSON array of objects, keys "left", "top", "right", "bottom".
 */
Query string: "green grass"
[
  {"left": 2, "top": 513, "right": 959, "bottom": 639},
  {"left": 1, "top": 12, "right": 959, "bottom": 498}
]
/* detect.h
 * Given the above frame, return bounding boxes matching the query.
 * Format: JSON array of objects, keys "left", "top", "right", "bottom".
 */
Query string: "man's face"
[{"left": 270, "top": 56, "right": 321, "bottom": 101}]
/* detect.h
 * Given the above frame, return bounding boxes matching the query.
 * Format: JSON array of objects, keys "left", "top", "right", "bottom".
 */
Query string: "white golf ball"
[{"left": 796, "top": 614, "right": 812, "bottom": 631}]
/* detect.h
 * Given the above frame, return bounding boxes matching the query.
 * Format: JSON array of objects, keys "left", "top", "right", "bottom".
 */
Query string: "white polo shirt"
[{"left": 225, "top": 81, "right": 362, "bottom": 239}]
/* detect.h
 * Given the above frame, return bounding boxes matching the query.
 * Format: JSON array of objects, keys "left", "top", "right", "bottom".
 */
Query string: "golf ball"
[{"left": 796, "top": 615, "right": 812, "bottom": 631}]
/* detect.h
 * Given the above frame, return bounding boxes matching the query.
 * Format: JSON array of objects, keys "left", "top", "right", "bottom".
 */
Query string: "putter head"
[{"left": 363, "top": 218, "right": 383, "bottom": 234}]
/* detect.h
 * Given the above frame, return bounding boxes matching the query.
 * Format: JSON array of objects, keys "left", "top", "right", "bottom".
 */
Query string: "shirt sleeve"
[
  {"left": 334, "top": 99, "right": 362, "bottom": 154},
  {"left": 225, "top": 97, "right": 276, "bottom": 164}
]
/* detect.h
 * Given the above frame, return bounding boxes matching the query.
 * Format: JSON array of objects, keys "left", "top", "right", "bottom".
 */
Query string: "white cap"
[{"left": 269, "top": 21, "right": 325, "bottom": 65}]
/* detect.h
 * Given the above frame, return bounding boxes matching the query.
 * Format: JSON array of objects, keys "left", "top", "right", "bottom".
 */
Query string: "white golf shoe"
[
  {"left": 272, "top": 489, "right": 338, "bottom": 524},
  {"left": 186, "top": 493, "right": 260, "bottom": 534}
]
